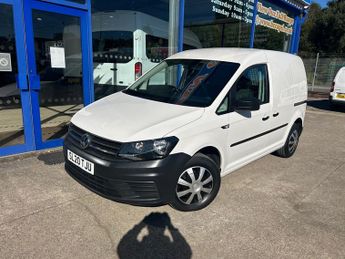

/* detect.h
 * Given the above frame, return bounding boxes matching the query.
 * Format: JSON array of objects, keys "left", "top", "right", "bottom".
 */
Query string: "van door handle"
[
  {"left": 262, "top": 116, "right": 270, "bottom": 121},
  {"left": 221, "top": 124, "right": 230, "bottom": 129},
  {"left": 273, "top": 112, "right": 279, "bottom": 117}
]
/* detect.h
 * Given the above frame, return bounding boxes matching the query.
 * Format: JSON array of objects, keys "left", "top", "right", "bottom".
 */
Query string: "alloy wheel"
[
  {"left": 176, "top": 166, "right": 214, "bottom": 205},
  {"left": 288, "top": 129, "right": 299, "bottom": 153}
]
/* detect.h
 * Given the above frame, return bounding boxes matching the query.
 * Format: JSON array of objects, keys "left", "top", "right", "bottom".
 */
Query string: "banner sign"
[{"left": 256, "top": 1, "right": 294, "bottom": 35}]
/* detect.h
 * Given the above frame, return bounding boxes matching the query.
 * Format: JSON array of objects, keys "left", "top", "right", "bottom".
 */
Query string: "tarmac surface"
[{"left": 0, "top": 99, "right": 344, "bottom": 258}]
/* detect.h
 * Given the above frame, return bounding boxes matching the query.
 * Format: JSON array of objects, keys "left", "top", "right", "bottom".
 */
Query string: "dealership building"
[{"left": 0, "top": 0, "right": 311, "bottom": 157}]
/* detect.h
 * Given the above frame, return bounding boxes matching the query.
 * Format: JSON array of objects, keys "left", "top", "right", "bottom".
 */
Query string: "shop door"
[
  {"left": 0, "top": 0, "right": 35, "bottom": 156},
  {"left": 24, "top": 0, "right": 92, "bottom": 150}
]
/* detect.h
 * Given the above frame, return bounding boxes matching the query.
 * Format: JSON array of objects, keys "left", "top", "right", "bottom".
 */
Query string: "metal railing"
[{"left": 300, "top": 52, "right": 345, "bottom": 92}]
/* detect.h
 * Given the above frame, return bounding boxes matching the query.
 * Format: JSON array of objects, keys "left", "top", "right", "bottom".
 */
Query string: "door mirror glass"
[{"left": 234, "top": 97, "right": 260, "bottom": 111}]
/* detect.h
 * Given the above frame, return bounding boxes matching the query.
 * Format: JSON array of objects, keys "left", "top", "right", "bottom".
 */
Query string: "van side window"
[
  {"left": 233, "top": 64, "right": 269, "bottom": 104},
  {"left": 216, "top": 96, "right": 229, "bottom": 114},
  {"left": 146, "top": 35, "right": 168, "bottom": 62},
  {"left": 92, "top": 31, "right": 133, "bottom": 64}
]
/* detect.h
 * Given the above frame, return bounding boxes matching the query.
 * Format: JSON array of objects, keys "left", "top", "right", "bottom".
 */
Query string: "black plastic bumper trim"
[{"left": 64, "top": 138, "right": 191, "bottom": 206}]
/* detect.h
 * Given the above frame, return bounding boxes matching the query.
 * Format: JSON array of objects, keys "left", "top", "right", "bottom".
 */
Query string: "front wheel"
[
  {"left": 170, "top": 153, "right": 221, "bottom": 211},
  {"left": 275, "top": 123, "right": 301, "bottom": 158}
]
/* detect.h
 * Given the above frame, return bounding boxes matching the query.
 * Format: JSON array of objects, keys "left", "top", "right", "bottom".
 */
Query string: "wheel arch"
[
  {"left": 283, "top": 110, "right": 305, "bottom": 141},
  {"left": 194, "top": 146, "right": 222, "bottom": 172}
]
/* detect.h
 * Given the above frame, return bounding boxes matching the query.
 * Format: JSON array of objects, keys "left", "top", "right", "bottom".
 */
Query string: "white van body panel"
[
  {"left": 71, "top": 92, "right": 204, "bottom": 142},
  {"left": 72, "top": 48, "right": 307, "bottom": 175},
  {"left": 167, "top": 49, "right": 307, "bottom": 174},
  {"left": 264, "top": 51, "right": 307, "bottom": 145},
  {"left": 92, "top": 11, "right": 201, "bottom": 87},
  {"left": 330, "top": 67, "right": 345, "bottom": 103}
]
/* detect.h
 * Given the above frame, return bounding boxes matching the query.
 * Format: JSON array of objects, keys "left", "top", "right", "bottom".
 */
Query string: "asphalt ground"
[{"left": 0, "top": 98, "right": 344, "bottom": 258}]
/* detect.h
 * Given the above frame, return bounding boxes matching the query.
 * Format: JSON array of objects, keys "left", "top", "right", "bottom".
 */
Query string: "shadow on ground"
[
  {"left": 308, "top": 99, "right": 345, "bottom": 113},
  {"left": 37, "top": 150, "right": 64, "bottom": 165},
  {"left": 117, "top": 212, "right": 192, "bottom": 259}
]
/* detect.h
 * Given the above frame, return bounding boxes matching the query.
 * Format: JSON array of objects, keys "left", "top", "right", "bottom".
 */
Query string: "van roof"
[{"left": 168, "top": 48, "right": 298, "bottom": 64}]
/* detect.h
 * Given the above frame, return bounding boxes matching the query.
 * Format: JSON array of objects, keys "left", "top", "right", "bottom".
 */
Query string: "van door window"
[{"left": 233, "top": 64, "right": 269, "bottom": 105}]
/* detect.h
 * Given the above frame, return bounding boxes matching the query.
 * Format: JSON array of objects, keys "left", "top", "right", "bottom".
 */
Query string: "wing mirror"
[{"left": 234, "top": 97, "right": 260, "bottom": 111}]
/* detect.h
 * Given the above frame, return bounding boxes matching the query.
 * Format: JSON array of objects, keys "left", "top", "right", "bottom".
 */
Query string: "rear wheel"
[
  {"left": 170, "top": 153, "right": 220, "bottom": 211},
  {"left": 275, "top": 123, "right": 301, "bottom": 158}
]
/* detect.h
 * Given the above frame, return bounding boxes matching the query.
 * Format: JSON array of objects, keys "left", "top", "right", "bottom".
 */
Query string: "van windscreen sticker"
[{"left": 177, "top": 61, "right": 219, "bottom": 104}]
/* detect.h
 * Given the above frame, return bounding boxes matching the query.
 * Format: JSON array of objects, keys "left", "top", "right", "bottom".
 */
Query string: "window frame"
[{"left": 216, "top": 63, "right": 270, "bottom": 115}]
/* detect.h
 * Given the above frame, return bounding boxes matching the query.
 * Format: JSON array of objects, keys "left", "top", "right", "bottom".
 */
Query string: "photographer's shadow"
[{"left": 117, "top": 212, "right": 192, "bottom": 259}]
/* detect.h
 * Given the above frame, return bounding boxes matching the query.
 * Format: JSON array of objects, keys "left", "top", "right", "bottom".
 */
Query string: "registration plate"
[
  {"left": 337, "top": 93, "right": 345, "bottom": 99},
  {"left": 67, "top": 150, "right": 94, "bottom": 175}
]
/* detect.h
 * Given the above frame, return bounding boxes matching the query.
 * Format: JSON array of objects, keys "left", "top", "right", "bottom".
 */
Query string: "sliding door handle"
[
  {"left": 221, "top": 124, "right": 230, "bottom": 129},
  {"left": 262, "top": 116, "right": 270, "bottom": 121},
  {"left": 273, "top": 112, "right": 280, "bottom": 117}
]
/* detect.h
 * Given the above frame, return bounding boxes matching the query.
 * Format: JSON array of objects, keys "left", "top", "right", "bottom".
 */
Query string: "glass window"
[
  {"left": 216, "top": 96, "right": 229, "bottom": 114},
  {"left": 32, "top": 10, "right": 84, "bottom": 141},
  {"left": 124, "top": 59, "right": 240, "bottom": 107},
  {"left": 184, "top": 0, "right": 255, "bottom": 49},
  {"left": 0, "top": 4, "right": 25, "bottom": 147},
  {"left": 233, "top": 64, "right": 269, "bottom": 104},
  {"left": 254, "top": 0, "right": 295, "bottom": 52},
  {"left": 91, "top": 0, "right": 177, "bottom": 100}
]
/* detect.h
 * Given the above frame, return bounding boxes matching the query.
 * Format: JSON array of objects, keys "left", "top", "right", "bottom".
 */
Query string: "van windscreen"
[
  {"left": 124, "top": 59, "right": 240, "bottom": 108},
  {"left": 92, "top": 31, "right": 133, "bottom": 63}
]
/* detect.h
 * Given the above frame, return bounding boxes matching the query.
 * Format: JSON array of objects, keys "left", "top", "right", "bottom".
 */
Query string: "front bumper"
[{"left": 63, "top": 138, "right": 191, "bottom": 206}]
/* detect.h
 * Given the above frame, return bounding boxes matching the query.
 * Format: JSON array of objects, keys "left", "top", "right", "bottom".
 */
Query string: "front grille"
[
  {"left": 67, "top": 124, "right": 122, "bottom": 161},
  {"left": 66, "top": 163, "right": 160, "bottom": 201}
]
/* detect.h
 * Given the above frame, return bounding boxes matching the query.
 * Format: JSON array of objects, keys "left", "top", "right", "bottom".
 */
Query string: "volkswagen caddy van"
[
  {"left": 64, "top": 48, "right": 308, "bottom": 211},
  {"left": 330, "top": 66, "right": 345, "bottom": 106}
]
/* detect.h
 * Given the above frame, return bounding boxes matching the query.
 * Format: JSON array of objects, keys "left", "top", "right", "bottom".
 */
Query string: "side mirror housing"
[{"left": 234, "top": 97, "right": 260, "bottom": 111}]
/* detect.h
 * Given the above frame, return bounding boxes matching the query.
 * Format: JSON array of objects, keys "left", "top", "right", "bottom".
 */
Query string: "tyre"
[
  {"left": 170, "top": 153, "right": 221, "bottom": 212},
  {"left": 275, "top": 123, "right": 301, "bottom": 158}
]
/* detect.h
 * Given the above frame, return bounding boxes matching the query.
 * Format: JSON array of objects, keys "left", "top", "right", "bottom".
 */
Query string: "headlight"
[{"left": 118, "top": 137, "right": 179, "bottom": 161}]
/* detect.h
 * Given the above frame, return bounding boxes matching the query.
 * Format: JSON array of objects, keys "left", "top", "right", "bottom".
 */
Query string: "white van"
[
  {"left": 64, "top": 48, "right": 308, "bottom": 211},
  {"left": 92, "top": 11, "right": 201, "bottom": 90},
  {"left": 330, "top": 67, "right": 345, "bottom": 105}
]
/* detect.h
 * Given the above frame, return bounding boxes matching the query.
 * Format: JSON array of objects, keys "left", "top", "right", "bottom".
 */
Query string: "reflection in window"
[
  {"left": 91, "top": 0, "right": 175, "bottom": 100},
  {"left": 0, "top": 4, "right": 25, "bottom": 147},
  {"left": 93, "top": 31, "right": 133, "bottom": 64},
  {"left": 32, "top": 10, "right": 84, "bottom": 141},
  {"left": 146, "top": 35, "right": 168, "bottom": 63},
  {"left": 184, "top": 0, "right": 254, "bottom": 49}
]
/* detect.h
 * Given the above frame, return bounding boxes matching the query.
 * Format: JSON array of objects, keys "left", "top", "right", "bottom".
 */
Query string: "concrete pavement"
[{"left": 0, "top": 99, "right": 344, "bottom": 258}]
